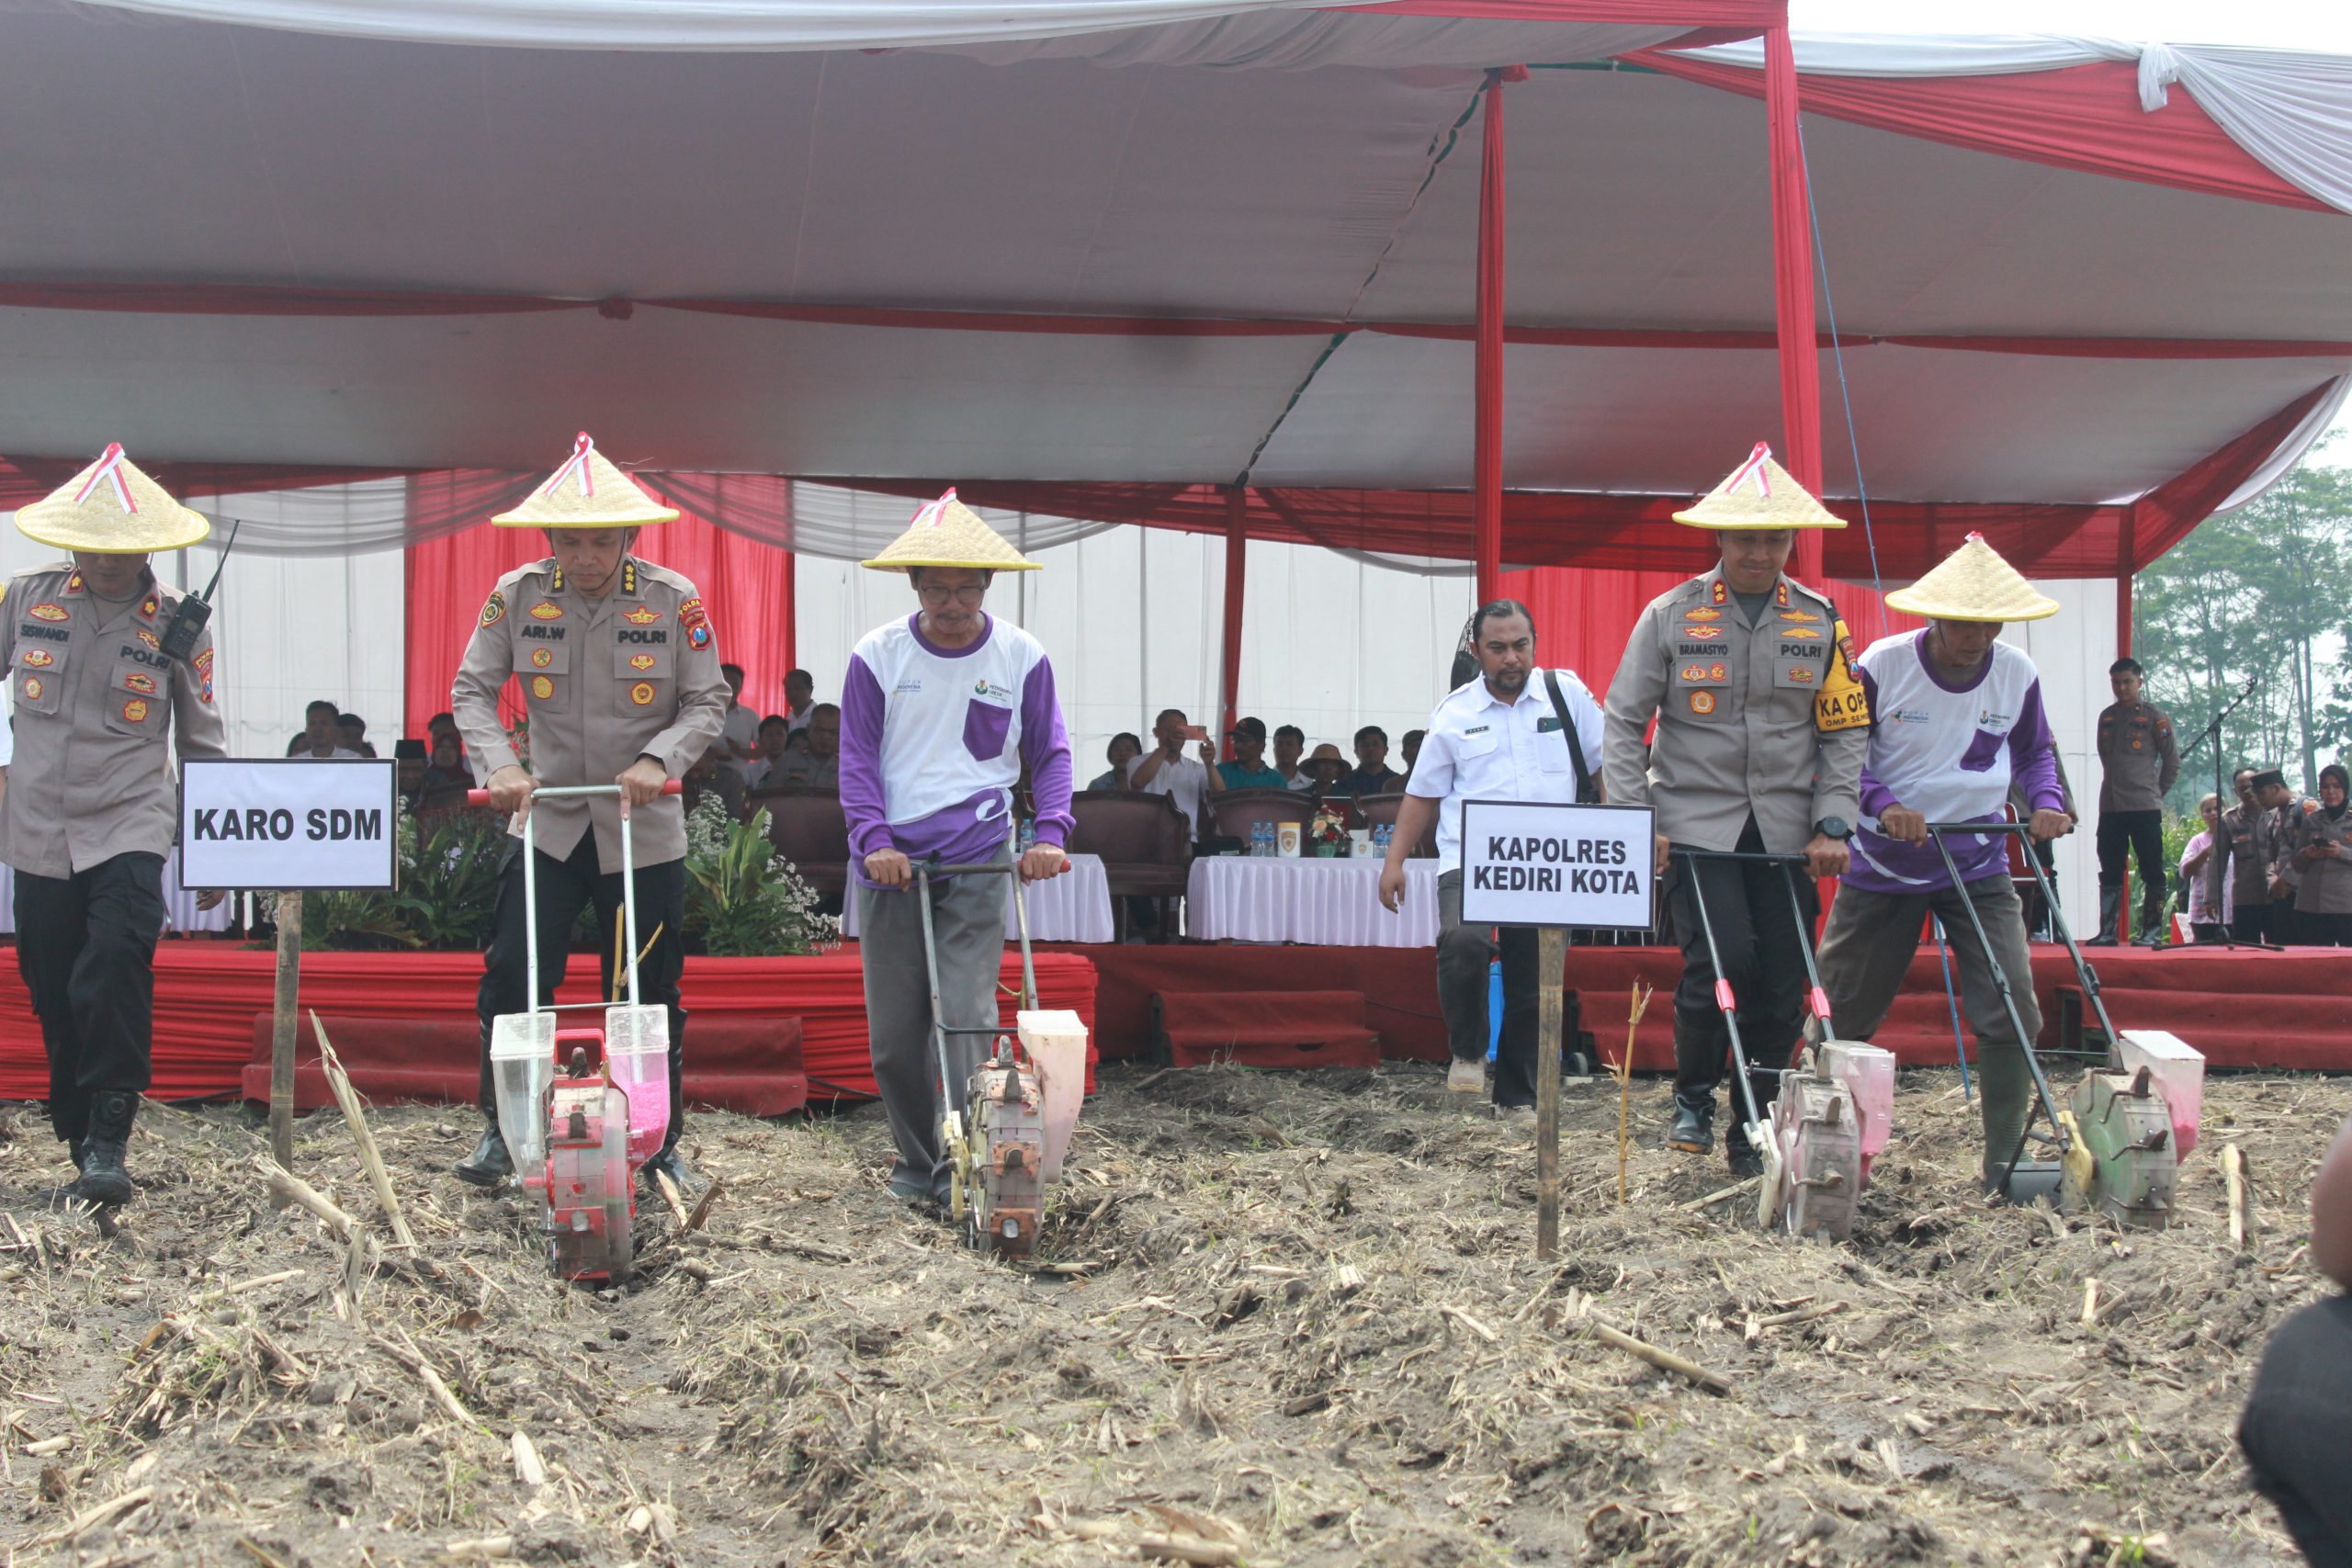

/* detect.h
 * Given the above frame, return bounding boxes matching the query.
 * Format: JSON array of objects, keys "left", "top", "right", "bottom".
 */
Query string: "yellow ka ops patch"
[{"left": 1814, "top": 618, "right": 1871, "bottom": 735}]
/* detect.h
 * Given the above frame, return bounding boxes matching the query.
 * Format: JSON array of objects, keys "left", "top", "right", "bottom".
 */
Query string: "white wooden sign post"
[
  {"left": 179, "top": 760, "right": 400, "bottom": 1166},
  {"left": 1458, "top": 799, "right": 1656, "bottom": 1259}
]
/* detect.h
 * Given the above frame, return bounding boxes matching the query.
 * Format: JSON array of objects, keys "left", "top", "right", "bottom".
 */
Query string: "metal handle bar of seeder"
[
  {"left": 912, "top": 858, "right": 1040, "bottom": 1133},
  {"left": 468, "top": 779, "right": 684, "bottom": 1021},
  {"left": 1669, "top": 849, "right": 1777, "bottom": 1133}
]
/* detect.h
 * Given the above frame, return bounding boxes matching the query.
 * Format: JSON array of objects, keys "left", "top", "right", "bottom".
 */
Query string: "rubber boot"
[
  {"left": 453, "top": 1120, "right": 513, "bottom": 1187},
  {"left": 1667, "top": 1090, "right": 1713, "bottom": 1155},
  {"left": 1724, "top": 1118, "right": 1765, "bottom": 1179},
  {"left": 2084, "top": 884, "right": 2123, "bottom": 947},
  {"left": 69, "top": 1092, "right": 136, "bottom": 1207},
  {"left": 2137, "top": 887, "right": 2171, "bottom": 948}
]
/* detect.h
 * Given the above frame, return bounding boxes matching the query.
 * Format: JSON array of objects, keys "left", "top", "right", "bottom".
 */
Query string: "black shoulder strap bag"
[{"left": 1542, "top": 670, "right": 1599, "bottom": 805}]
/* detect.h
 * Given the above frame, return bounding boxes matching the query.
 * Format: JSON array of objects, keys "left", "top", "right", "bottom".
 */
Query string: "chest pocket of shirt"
[
  {"left": 104, "top": 659, "right": 168, "bottom": 737},
  {"left": 1672, "top": 657, "right": 1731, "bottom": 723},
  {"left": 1772, "top": 637, "right": 1827, "bottom": 692},
  {"left": 964, "top": 697, "right": 1013, "bottom": 762},
  {"left": 519, "top": 652, "right": 571, "bottom": 715},
  {"left": 614, "top": 638, "right": 670, "bottom": 716},
  {"left": 12, "top": 642, "right": 67, "bottom": 715}
]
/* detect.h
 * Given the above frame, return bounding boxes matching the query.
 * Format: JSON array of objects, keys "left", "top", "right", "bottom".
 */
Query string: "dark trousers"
[
  {"left": 1664, "top": 823, "right": 1817, "bottom": 1117},
  {"left": 2297, "top": 911, "right": 2352, "bottom": 948},
  {"left": 2241, "top": 1294, "right": 2352, "bottom": 1568},
  {"left": 13, "top": 852, "right": 165, "bottom": 1145},
  {"left": 1435, "top": 871, "right": 1580, "bottom": 1109},
  {"left": 2232, "top": 904, "right": 2276, "bottom": 943},
  {"left": 2096, "top": 808, "right": 2166, "bottom": 922},
  {"left": 477, "top": 835, "right": 688, "bottom": 1153}
]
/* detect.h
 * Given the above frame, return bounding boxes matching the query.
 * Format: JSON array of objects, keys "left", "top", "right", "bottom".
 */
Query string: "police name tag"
[
  {"left": 180, "top": 759, "right": 400, "bottom": 891},
  {"left": 1458, "top": 799, "right": 1655, "bottom": 930}
]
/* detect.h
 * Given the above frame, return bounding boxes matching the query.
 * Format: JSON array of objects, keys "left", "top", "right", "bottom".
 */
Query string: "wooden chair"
[
  {"left": 1207, "top": 787, "right": 1315, "bottom": 846},
  {"left": 759, "top": 787, "right": 850, "bottom": 897},
  {"left": 1067, "top": 790, "right": 1193, "bottom": 941}
]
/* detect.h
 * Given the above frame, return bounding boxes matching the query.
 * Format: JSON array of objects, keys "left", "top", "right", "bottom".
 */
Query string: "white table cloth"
[
  {"left": 842, "top": 852, "right": 1114, "bottom": 944},
  {"left": 1185, "top": 854, "right": 1439, "bottom": 947},
  {"left": 0, "top": 860, "right": 233, "bottom": 935}
]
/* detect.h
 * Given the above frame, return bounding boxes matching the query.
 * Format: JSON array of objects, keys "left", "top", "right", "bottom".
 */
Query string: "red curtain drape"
[
  {"left": 1634, "top": 52, "right": 2326, "bottom": 214},
  {"left": 401, "top": 492, "right": 797, "bottom": 744}
]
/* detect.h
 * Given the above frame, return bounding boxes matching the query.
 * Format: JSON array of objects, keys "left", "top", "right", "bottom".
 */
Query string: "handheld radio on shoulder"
[{"left": 159, "top": 517, "right": 238, "bottom": 662}]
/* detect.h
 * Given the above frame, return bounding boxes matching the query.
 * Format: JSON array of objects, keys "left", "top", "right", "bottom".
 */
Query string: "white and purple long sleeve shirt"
[
  {"left": 839, "top": 613, "right": 1074, "bottom": 887},
  {"left": 1848, "top": 630, "right": 2064, "bottom": 895}
]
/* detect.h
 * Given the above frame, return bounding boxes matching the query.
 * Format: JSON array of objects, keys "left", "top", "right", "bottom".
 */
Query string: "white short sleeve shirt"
[
  {"left": 1408, "top": 671, "right": 1606, "bottom": 868},
  {"left": 1127, "top": 751, "right": 1210, "bottom": 834}
]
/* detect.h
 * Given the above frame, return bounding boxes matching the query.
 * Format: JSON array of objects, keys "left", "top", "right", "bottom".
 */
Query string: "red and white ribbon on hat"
[
  {"left": 1725, "top": 442, "right": 1773, "bottom": 498},
  {"left": 910, "top": 487, "right": 960, "bottom": 529},
  {"left": 74, "top": 442, "right": 138, "bottom": 513},
  {"left": 548, "top": 432, "right": 598, "bottom": 497}
]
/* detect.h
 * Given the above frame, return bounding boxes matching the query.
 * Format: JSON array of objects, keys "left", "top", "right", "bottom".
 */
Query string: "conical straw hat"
[
  {"left": 1884, "top": 533, "right": 2058, "bottom": 622},
  {"left": 860, "top": 488, "right": 1040, "bottom": 572},
  {"left": 1672, "top": 442, "right": 1847, "bottom": 530},
  {"left": 16, "top": 444, "right": 210, "bottom": 553},
  {"left": 491, "top": 433, "right": 680, "bottom": 527}
]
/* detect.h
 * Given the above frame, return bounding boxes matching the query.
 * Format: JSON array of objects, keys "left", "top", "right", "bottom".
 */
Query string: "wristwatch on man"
[{"left": 1815, "top": 817, "right": 1852, "bottom": 841}]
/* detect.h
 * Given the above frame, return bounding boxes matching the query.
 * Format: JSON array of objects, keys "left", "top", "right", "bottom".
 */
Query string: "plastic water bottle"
[
  {"left": 1251, "top": 822, "right": 1272, "bottom": 858},
  {"left": 1018, "top": 817, "right": 1037, "bottom": 855},
  {"left": 1374, "top": 822, "right": 1393, "bottom": 852}
]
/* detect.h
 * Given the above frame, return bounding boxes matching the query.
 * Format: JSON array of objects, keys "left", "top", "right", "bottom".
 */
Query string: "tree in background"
[{"left": 2136, "top": 439, "right": 2352, "bottom": 808}]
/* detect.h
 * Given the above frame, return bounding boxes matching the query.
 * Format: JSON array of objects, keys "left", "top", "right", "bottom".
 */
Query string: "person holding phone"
[{"left": 1127, "top": 707, "right": 1222, "bottom": 839}]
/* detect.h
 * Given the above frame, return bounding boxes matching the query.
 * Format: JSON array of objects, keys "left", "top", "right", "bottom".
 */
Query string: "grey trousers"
[
  {"left": 1435, "top": 871, "right": 1577, "bottom": 1108},
  {"left": 858, "top": 861, "right": 1008, "bottom": 1200},
  {"left": 1815, "top": 874, "right": 2040, "bottom": 1187}
]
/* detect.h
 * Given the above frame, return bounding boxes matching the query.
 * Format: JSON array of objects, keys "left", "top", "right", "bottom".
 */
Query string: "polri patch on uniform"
[
  {"left": 624, "top": 605, "right": 662, "bottom": 625},
  {"left": 121, "top": 697, "right": 149, "bottom": 724},
  {"left": 678, "top": 596, "right": 713, "bottom": 651},
  {"left": 1780, "top": 608, "right": 1821, "bottom": 623},
  {"left": 629, "top": 681, "right": 656, "bottom": 705},
  {"left": 1680, "top": 626, "right": 1723, "bottom": 641},
  {"left": 1689, "top": 691, "right": 1716, "bottom": 715},
  {"left": 531, "top": 648, "right": 553, "bottom": 669},
  {"left": 138, "top": 628, "right": 161, "bottom": 649},
  {"left": 124, "top": 671, "right": 157, "bottom": 694},
  {"left": 20, "top": 649, "right": 52, "bottom": 668},
  {"left": 64, "top": 572, "right": 84, "bottom": 594},
  {"left": 20, "top": 676, "right": 41, "bottom": 702},
  {"left": 629, "top": 653, "right": 656, "bottom": 671},
  {"left": 1789, "top": 665, "right": 1816, "bottom": 683},
  {"left": 194, "top": 648, "right": 215, "bottom": 705},
  {"left": 1779, "top": 626, "right": 1823, "bottom": 640},
  {"left": 28, "top": 603, "right": 67, "bottom": 623},
  {"left": 480, "top": 592, "right": 506, "bottom": 628},
  {"left": 141, "top": 594, "right": 158, "bottom": 618},
  {"left": 529, "top": 601, "right": 564, "bottom": 621},
  {"left": 1684, "top": 607, "right": 1723, "bottom": 623},
  {"left": 529, "top": 674, "right": 555, "bottom": 701}
]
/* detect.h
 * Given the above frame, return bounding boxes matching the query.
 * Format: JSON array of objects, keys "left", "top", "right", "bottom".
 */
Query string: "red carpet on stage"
[
  {"left": 0, "top": 943, "right": 1096, "bottom": 1108},
  {"left": 1070, "top": 941, "right": 2352, "bottom": 1072}
]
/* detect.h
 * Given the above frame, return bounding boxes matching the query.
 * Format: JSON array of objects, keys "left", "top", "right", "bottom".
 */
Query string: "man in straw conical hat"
[
  {"left": 449, "top": 434, "right": 727, "bottom": 1192},
  {"left": 841, "top": 489, "right": 1073, "bottom": 1213},
  {"left": 2, "top": 444, "right": 228, "bottom": 1206},
  {"left": 1601, "top": 444, "right": 1868, "bottom": 1175},
  {"left": 1810, "top": 533, "right": 2072, "bottom": 1195}
]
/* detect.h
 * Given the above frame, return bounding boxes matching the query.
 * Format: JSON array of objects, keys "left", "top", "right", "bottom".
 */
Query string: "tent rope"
[{"left": 1798, "top": 124, "right": 1888, "bottom": 642}]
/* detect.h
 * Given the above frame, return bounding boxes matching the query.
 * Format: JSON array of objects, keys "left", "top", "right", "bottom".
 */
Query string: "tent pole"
[
  {"left": 1473, "top": 69, "right": 1520, "bottom": 606},
  {"left": 2116, "top": 512, "right": 2136, "bottom": 658},
  {"left": 1764, "top": 24, "right": 1825, "bottom": 583},
  {"left": 1219, "top": 487, "right": 1249, "bottom": 760}
]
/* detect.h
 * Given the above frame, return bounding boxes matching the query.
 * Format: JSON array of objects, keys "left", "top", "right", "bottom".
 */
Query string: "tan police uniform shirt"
[
  {"left": 451, "top": 557, "right": 728, "bottom": 870},
  {"left": 2218, "top": 800, "right": 2279, "bottom": 910},
  {"left": 1601, "top": 569, "right": 1867, "bottom": 853},
  {"left": 0, "top": 564, "right": 229, "bottom": 879},
  {"left": 2093, "top": 700, "right": 2178, "bottom": 813},
  {"left": 2286, "top": 802, "right": 2352, "bottom": 916}
]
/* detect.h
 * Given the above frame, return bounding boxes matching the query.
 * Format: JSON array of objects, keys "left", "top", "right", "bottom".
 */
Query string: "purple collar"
[
  {"left": 1912, "top": 628, "right": 1994, "bottom": 694},
  {"left": 909, "top": 610, "right": 993, "bottom": 660}
]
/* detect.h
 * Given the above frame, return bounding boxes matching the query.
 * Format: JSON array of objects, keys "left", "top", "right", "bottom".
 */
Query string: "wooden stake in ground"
[
  {"left": 268, "top": 891, "right": 303, "bottom": 1169},
  {"left": 2222, "top": 1143, "right": 2252, "bottom": 1248},
  {"left": 1616, "top": 981, "right": 1653, "bottom": 1205},
  {"left": 1535, "top": 925, "right": 1567, "bottom": 1261},
  {"left": 310, "top": 1011, "right": 416, "bottom": 1247}
]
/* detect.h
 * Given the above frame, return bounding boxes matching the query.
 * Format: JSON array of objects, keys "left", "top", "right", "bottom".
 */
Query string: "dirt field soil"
[{"left": 0, "top": 1062, "right": 2341, "bottom": 1566}]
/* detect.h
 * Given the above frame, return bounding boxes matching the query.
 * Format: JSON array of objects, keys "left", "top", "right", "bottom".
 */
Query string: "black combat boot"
[
  {"left": 70, "top": 1092, "right": 137, "bottom": 1207},
  {"left": 453, "top": 1120, "right": 514, "bottom": 1187},
  {"left": 34, "top": 1139, "right": 88, "bottom": 1205},
  {"left": 1667, "top": 1090, "right": 1714, "bottom": 1155},
  {"left": 2136, "top": 891, "right": 2171, "bottom": 947},
  {"left": 2084, "top": 885, "right": 2123, "bottom": 947}
]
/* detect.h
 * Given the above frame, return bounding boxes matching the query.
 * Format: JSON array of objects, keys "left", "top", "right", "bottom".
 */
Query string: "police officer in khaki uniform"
[
  {"left": 0, "top": 446, "right": 227, "bottom": 1205},
  {"left": 2216, "top": 767, "right": 2283, "bottom": 943},
  {"left": 2086, "top": 657, "right": 2179, "bottom": 947},
  {"left": 1602, "top": 446, "right": 1866, "bottom": 1174},
  {"left": 450, "top": 434, "right": 727, "bottom": 1190}
]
